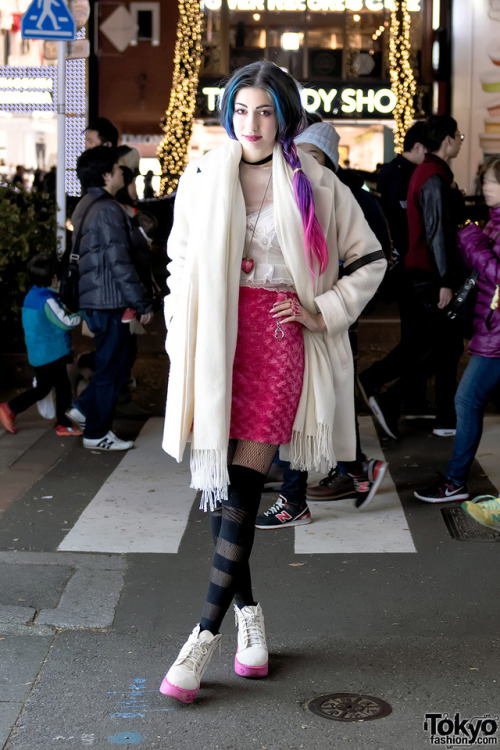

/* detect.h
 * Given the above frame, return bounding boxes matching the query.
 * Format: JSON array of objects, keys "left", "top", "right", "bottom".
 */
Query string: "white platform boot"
[
  {"left": 160, "top": 625, "right": 222, "bottom": 703},
  {"left": 234, "top": 603, "right": 268, "bottom": 677}
]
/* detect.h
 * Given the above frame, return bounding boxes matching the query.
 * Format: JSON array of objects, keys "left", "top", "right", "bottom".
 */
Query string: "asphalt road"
[{"left": 0, "top": 399, "right": 499, "bottom": 750}]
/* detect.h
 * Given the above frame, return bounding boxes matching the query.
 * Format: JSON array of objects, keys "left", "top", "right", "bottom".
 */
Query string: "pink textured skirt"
[{"left": 229, "top": 286, "right": 305, "bottom": 444}]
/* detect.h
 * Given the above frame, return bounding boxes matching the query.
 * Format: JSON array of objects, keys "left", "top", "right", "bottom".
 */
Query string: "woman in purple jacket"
[{"left": 414, "top": 155, "right": 500, "bottom": 526}]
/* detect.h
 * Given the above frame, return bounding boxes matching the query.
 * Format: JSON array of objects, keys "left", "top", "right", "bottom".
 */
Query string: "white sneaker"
[
  {"left": 83, "top": 431, "right": 134, "bottom": 451},
  {"left": 160, "top": 625, "right": 222, "bottom": 703},
  {"left": 65, "top": 406, "right": 86, "bottom": 430},
  {"left": 234, "top": 603, "right": 268, "bottom": 677}
]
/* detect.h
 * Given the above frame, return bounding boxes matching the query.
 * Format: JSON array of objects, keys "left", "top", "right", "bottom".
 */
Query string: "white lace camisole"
[{"left": 238, "top": 162, "right": 295, "bottom": 291}]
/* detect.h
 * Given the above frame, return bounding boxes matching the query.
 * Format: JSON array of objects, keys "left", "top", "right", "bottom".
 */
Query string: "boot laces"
[
  {"left": 237, "top": 609, "right": 265, "bottom": 648},
  {"left": 176, "top": 634, "right": 218, "bottom": 675}
]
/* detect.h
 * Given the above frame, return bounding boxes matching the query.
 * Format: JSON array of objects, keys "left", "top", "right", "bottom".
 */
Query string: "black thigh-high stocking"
[{"left": 201, "top": 441, "right": 277, "bottom": 635}]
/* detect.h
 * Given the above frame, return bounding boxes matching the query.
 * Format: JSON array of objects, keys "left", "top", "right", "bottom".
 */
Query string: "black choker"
[{"left": 241, "top": 153, "right": 273, "bottom": 166}]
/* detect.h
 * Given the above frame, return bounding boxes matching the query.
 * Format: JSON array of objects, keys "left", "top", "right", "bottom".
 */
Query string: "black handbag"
[{"left": 59, "top": 193, "right": 110, "bottom": 312}]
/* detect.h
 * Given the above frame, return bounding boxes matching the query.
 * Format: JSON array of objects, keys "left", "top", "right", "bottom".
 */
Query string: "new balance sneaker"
[
  {"left": 255, "top": 496, "right": 311, "bottom": 529},
  {"left": 83, "top": 431, "right": 134, "bottom": 451},
  {"left": 306, "top": 467, "right": 355, "bottom": 500},
  {"left": 357, "top": 458, "right": 389, "bottom": 509},
  {"left": 56, "top": 424, "right": 83, "bottom": 437},
  {"left": 462, "top": 496, "right": 500, "bottom": 528},
  {"left": 369, "top": 393, "right": 399, "bottom": 440},
  {"left": 160, "top": 625, "right": 222, "bottom": 703},
  {"left": 65, "top": 406, "right": 86, "bottom": 431},
  {"left": 0, "top": 402, "right": 17, "bottom": 434},
  {"left": 234, "top": 603, "right": 268, "bottom": 678},
  {"left": 414, "top": 474, "right": 469, "bottom": 503},
  {"left": 348, "top": 459, "right": 388, "bottom": 510}
]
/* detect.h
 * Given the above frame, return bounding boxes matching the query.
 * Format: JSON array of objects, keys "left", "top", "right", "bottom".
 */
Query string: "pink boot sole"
[
  {"left": 234, "top": 656, "right": 268, "bottom": 678},
  {"left": 159, "top": 677, "right": 199, "bottom": 703}
]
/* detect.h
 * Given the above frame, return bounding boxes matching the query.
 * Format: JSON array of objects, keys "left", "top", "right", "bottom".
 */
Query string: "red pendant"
[{"left": 241, "top": 257, "right": 254, "bottom": 274}]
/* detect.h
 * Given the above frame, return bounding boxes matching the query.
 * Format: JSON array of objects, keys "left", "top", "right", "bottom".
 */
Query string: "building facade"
[{"left": 2, "top": 1, "right": 493, "bottom": 196}]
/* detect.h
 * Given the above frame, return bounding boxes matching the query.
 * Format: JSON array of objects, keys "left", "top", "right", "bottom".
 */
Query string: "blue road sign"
[{"left": 22, "top": 0, "right": 76, "bottom": 41}]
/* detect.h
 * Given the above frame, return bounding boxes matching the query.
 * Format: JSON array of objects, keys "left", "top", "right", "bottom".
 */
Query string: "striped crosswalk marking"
[
  {"left": 295, "top": 416, "right": 417, "bottom": 554},
  {"left": 59, "top": 415, "right": 500, "bottom": 555},
  {"left": 58, "top": 419, "right": 193, "bottom": 554}
]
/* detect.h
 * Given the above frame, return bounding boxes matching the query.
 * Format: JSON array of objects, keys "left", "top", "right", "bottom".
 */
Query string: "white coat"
[{"left": 162, "top": 139, "right": 386, "bottom": 507}]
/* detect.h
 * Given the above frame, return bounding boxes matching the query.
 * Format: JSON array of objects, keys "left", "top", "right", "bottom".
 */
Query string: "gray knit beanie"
[{"left": 295, "top": 122, "right": 340, "bottom": 171}]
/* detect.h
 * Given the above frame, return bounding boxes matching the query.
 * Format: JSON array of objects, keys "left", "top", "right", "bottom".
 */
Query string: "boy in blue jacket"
[{"left": 0, "top": 254, "right": 82, "bottom": 436}]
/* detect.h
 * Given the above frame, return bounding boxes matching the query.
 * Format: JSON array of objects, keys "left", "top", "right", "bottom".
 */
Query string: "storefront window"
[
  {"left": 200, "top": 2, "right": 423, "bottom": 86},
  {"left": 196, "top": 0, "right": 426, "bottom": 169}
]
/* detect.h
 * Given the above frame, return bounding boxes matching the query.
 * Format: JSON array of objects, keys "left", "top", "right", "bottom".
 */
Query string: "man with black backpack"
[{"left": 65, "top": 147, "right": 153, "bottom": 451}]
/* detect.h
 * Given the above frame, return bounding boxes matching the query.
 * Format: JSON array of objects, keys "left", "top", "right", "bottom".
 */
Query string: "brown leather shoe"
[{"left": 306, "top": 468, "right": 355, "bottom": 501}]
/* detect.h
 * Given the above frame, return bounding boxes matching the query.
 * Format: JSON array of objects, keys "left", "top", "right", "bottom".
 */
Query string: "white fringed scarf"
[{"left": 163, "top": 140, "right": 338, "bottom": 510}]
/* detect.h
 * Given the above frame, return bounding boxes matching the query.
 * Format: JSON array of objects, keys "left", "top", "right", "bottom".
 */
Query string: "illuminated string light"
[
  {"left": 158, "top": 0, "right": 204, "bottom": 195},
  {"left": 389, "top": 0, "right": 416, "bottom": 153}
]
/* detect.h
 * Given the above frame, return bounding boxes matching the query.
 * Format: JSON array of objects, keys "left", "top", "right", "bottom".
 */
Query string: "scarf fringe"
[
  {"left": 190, "top": 448, "right": 229, "bottom": 512},
  {"left": 288, "top": 423, "right": 335, "bottom": 472}
]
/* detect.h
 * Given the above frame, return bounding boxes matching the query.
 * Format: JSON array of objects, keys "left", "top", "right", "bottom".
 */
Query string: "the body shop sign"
[{"left": 199, "top": 83, "right": 397, "bottom": 118}]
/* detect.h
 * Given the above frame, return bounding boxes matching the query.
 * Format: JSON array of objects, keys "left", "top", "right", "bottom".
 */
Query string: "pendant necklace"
[{"left": 241, "top": 169, "right": 273, "bottom": 274}]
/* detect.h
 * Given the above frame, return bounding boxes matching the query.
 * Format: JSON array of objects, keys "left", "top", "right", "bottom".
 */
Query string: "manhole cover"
[
  {"left": 442, "top": 507, "right": 500, "bottom": 542},
  {"left": 306, "top": 693, "right": 392, "bottom": 722}
]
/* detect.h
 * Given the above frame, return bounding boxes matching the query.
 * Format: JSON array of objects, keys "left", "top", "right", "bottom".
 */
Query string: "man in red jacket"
[{"left": 368, "top": 115, "right": 466, "bottom": 442}]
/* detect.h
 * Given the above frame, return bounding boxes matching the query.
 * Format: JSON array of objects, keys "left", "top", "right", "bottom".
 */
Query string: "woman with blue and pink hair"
[{"left": 160, "top": 61, "right": 386, "bottom": 704}]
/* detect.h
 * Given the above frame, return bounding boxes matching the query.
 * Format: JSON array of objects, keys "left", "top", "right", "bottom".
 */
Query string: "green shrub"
[{"left": 0, "top": 184, "right": 58, "bottom": 350}]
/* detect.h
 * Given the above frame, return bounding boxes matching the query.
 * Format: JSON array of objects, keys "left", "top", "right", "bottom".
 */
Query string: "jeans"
[
  {"left": 446, "top": 355, "right": 500, "bottom": 485},
  {"left": 76, "top": 309, "right": 130, "bottom": 439},
  {"left": 273, "top": 455, "right": 308, "bottom": 507}
]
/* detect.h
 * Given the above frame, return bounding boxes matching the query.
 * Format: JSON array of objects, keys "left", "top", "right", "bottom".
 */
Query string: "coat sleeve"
[
  {"left": 163, "top": 164, "right": 197, "bottom": 328},
  {"left": 314, "top": 176, "right": 387, "bottom": 336},
  {"left": 458, "top": 223, "right": 500, "bottom": 288},
  {"left": 420, "top": 175, "right": 459, "bottom": 287}
]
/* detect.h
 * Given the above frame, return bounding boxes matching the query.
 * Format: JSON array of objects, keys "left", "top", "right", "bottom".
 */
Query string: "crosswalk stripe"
[
  {"left": 295, "top": 416, "right": 417, "bottom": 554},
  {"left": 58, "top": 418, "right": 193, "bottom": 554},
  {"left": 58, "top": 414, "right": 500, "bottom": 555}
]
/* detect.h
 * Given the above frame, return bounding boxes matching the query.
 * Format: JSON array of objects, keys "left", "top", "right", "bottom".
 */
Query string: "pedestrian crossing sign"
[{"left": 22, "top": 0, "right": 76, "bottom": 41}]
